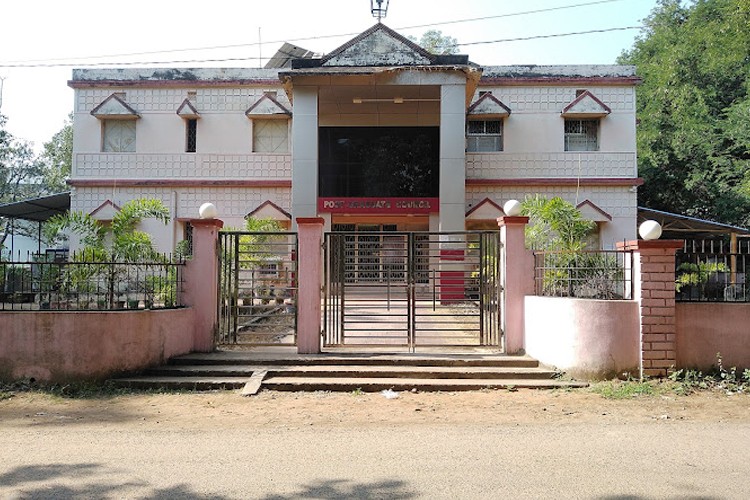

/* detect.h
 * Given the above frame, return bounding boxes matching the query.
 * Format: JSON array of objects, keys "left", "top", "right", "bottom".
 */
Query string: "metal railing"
[
  {"left": 533, "top": 250, "right": 633, "bottom": 300},
  {"left": 0, "top": 251, "right": 185, "bottom": 311},
  {"left": 676, "top": 252, "right": 749, "bottom": 302}
]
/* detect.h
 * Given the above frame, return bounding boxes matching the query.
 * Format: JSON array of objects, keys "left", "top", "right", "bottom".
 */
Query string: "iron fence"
[
  {"left": 0, "top": 251, "right": 185, "bottom": 311},
  {"left": 675, "top": 252, "right": 749, "bottom": 302},
  {"left": 533, "top": 250, "right": 633, "bottom": 300}
]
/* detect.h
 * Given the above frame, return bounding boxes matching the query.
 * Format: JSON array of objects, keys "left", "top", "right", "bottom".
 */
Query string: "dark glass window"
[
  {"left": 186, "top": 119, "right": 197, "bottom": 153},
  {"left": 319, "top": 127, "right": 439, "bottom": 197}
]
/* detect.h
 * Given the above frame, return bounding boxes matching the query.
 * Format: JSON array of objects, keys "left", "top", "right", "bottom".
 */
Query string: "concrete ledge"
[
  {"left": 525, "top": 296, "right": 639, "bottom": 379},
  {"left": 0, "top": 308, "right": 195, "bottom": 383}
]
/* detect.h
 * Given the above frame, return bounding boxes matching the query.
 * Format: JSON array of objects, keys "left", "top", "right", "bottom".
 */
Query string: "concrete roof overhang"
[{"left": 279, "top": 66, "right": 483, "bottom": 108}]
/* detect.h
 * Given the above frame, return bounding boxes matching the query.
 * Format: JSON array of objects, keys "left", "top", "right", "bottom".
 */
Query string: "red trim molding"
[
  {"left": 479, "top": 77, "right": 642, "bottom": 86},
  {"left": 466, "top": 177, "right": 644, "bottom": 187},
  {"left": 68, "top": 79, "right": 280, "bottom": 89},
  {"left": 68, "top": 179, "right": 292, "bottom": 188}
]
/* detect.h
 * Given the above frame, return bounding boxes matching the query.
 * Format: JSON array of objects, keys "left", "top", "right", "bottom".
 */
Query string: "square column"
[
  {"left": 439, "top": 82, "right": 466, "bottom": 232},
  {"left": 296, "top": 217, "right": 325, "bottom": 354},
  {"left": 182, "top": 218, "right": 224, "bottom": 352},
  {"left": 291, "top": 86, "right": 319, "bottom": 224},
  {"left": 617, "top": 239, "right": 683, "bottom": 378},
  {"left": 498, "top": 216, "right": 531, "bottom": 354}
]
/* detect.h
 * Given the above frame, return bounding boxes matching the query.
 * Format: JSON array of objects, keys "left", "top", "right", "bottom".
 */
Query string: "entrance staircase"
[{"left": 111, "top": 351, "right": 587, "bottom": 394}]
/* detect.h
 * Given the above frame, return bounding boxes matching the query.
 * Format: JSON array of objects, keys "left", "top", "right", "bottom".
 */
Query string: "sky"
[{"left": 0, "top": 0, "right": 657, "bottom": 151}]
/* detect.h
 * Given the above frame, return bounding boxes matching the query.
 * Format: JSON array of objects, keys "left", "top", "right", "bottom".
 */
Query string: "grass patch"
[
  {"left": 0, "top": 380, "right": 190, "bottom": 399},
  {"left": 591, "top": 379, "right": 662, "bottom": 399}
]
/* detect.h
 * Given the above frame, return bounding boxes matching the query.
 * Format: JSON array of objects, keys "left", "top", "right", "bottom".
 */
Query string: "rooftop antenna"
[{"left": 370, "top": 0, "right": 389, "bottom": 22}]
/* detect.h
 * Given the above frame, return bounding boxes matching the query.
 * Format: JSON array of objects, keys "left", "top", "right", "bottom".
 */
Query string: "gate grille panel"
[
  {"left": 218, "top": 231, "right": 298, "bottom": 345},
  {"left": 324, "top": 231, "right": 502, "bottom": 351}
]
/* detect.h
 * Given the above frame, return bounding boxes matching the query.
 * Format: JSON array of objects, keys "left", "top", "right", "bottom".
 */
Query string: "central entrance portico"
[{"left": 280, "top": 23, "right": 480, "bottom": 234}]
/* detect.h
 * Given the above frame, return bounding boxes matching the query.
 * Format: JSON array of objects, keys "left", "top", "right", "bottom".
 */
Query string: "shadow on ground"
[
  {"left": 0, "top": 463, "right": 227, "bottom": 499},
  {"left": 260, "top": 478, "right": 415, "bottom": 499}
]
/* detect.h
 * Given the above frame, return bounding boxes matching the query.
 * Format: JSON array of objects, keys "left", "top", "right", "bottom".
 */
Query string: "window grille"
[
  {"left": 186, "top": 119, "right": 197, "bottom": 153},
  {"left": 466, "top": 120, "right": 503, "bottom": 152},
  {"left": 564, "top": 119, "right": 599, "bottom": 151}
]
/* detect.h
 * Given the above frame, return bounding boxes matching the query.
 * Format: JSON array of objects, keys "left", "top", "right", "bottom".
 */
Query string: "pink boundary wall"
[
  {"left": 0, "top": 309, "right": 195, "bottom": 382},
  {"left": 676, "top": 303, "right": 750, "bottom": 371},
  {"left": 524, "top": 297, "right": 640, "bottom": 378}
]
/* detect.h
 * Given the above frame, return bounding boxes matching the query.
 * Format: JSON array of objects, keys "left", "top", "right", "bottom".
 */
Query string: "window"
[
  {"left": 253, "top": 119, "right": 289, "bottom": 153},
  {"left": 185, "top": 119, "right": 197, "bottom": 153},
  {"left": 102, "top": 120, "right": 136, "bottom": 152},
  {"left": 466, "top": 120, "right": 503, "bottom": 152},
  {"left": 564, "top": 119, "right": 599, "bottom": 151}
]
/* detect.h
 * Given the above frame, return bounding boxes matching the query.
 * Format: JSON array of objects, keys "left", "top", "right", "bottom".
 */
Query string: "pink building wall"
[
  {"left": 676, "top": 303, "right": 750, "bottom": 371},
  {"left": 0, "top": 309, "right": 195, "bottom": 382},
  {"left": 525, "top": 296, "right": 640, "bottom": 379}
]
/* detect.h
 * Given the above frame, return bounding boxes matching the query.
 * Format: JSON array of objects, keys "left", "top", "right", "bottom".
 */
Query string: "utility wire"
[
  {"left": 0, "top": 25, "right": 642, "bottom": 68},
  {"left": 458, "top": 26, "right": 641, "bottom": 46},
  {"left": 0, "top": 0, "right": 629, "bottom": 66}
]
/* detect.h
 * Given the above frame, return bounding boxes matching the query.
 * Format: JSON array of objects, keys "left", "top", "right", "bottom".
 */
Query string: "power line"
[
  {"left": 0, "top": 25, "right": 643, "bottom": 69},
  {"left": 0, "top": 0, "right": 629, "bottom": 67},
  {"left": 458, "top": 26, "right": 641, "bottom": 47}
]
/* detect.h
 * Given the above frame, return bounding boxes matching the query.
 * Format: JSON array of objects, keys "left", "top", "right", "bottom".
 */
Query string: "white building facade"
[{"left": 68, "top": 24, "right": 641, "bottom": 251}]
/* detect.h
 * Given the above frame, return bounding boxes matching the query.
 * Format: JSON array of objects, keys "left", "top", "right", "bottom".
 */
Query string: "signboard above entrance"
[{"left": 318, "top": 197, "right": 439, "bottom": 214}]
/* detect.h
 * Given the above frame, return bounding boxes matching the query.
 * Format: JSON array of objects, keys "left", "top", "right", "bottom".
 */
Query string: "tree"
[
  {"left": 409, "top": 30, "right": 459, "bottom": 55},
  {"left": 618, "top": 0, "right": 750, "bottom": 226},
  {"left": 0, "top": 114, "right": 45, "bottom": 251},
  {"left": 45, "top": 198, "right": 170, "bottom": 308},
  {"left": 521, "top": 195, "right": 594, "bottom": 251},
  {"left": 40, "top": 114, "right": 73, "bottom": 194}
]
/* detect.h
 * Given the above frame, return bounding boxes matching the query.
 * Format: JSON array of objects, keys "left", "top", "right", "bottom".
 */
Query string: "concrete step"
[
  {"left": 171, "top": 352, "right": 540, "bottom": 368},
  {"left": 113, "top": 376, "right": 247, "bottom": 391},
  {"left": 145, "top": 364, "right": 557, "bottom": 380},
  {"left": 262, "top": 376, "right": 588, "bottom": 392}
]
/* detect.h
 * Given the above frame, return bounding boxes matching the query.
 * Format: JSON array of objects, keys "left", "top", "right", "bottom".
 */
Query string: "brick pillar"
[
  {"left": 498, "top": 216, "right": 531, "bottom": 354},
  {"left": 617, "top": 240, "right": 683, "bottom": 378},
  {"left": 296, "top": 217, "right": 324, "bottom": 354},
  {"left": 182, "top": 218, "right": 224, "bottom": 353}
]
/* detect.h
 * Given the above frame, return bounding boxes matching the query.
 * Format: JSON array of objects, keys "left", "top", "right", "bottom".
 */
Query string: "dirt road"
[{"left": 1, "top": 389, "right": 749, "bottom": 499}]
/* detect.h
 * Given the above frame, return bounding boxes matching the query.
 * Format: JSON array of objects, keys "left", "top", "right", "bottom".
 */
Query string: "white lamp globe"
[
  {"left": 503, "top": 199, "right": 522, "bottom": 217},
  {"left": 639, "top": 220, "right": 662, "bottom": 240},
  {"left": 199, "top": 202, "right": 218, "bottom": 219}
]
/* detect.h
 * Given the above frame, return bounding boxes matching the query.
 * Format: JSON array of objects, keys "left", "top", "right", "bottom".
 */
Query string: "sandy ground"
[
  {"left": 1, "top": 387, "right": 750, "bottom": 429},
  {"left": 2, "top": 388, "right": 750, "bottom": 499}
]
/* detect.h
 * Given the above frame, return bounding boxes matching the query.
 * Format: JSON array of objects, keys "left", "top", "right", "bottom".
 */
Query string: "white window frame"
[
  {"left": 252, "top": 119, "right": 289, "bottom": 153},
  {"left": 466, "top": 119, "right": 503, "bottom": 152},
  {"left": 101, "top": 119, "right": 136, "bottom": 152}
]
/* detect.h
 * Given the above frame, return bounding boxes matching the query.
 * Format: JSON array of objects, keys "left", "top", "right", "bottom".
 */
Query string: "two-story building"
[{"left": 68, "top": 23, "right": 641, "bottom": 252}]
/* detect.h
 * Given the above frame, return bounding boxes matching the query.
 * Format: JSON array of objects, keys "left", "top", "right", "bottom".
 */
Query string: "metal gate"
[
  {"left": 323, "top": 231, "right": 502, "bottom": 351},
  {"left": 217, "top": 231, "right": 298, "bottom": 345}
]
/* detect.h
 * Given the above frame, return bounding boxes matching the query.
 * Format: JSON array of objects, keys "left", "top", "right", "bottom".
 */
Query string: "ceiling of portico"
[{"left": 318, "top": 84, "right": 440, "bottom": 120}]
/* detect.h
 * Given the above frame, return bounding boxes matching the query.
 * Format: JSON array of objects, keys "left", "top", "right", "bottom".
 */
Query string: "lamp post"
[{"left": 371, "top": 0, "right": 389, "bottom": 21}]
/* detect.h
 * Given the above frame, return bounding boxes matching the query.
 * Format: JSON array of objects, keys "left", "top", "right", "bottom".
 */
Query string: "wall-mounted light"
[{"left": 352, "top": 97, "right": 440, "bottom": 104}]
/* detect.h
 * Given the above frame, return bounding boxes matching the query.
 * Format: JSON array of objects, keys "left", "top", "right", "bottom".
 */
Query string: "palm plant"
[{"left": 45, "top": 198, "right": 170, "bottom": 309}]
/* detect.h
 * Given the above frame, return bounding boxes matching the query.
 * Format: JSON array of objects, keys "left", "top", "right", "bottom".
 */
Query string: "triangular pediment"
[
  {"left": 562, "top": 90, "right": 611, "bottom": 118},
  {"left": 89, "top": 200, "right": 121, "bottom": 221},
  {"left": 468, "top": 93, "right": 511, "bottom": 118},
  {"left": 577, "top": 199, "right": 612, "bottom": 222},
  {"left": 466, "top": 198, "right": 504, "bottom": 220},
  {"left": 321, "top": 23, "right": 435, "bottom": 67},
  {"left": 245, "top": 94, "right": 292, "bottom": 118},
  {"left": 90, "top": 94, "right": 140, "bottom": 119},
  {"left": 246, "top": 200, "right": 291, "bottom": 221},
  {"left": 176, "top": 98, "right": 200, "bottom": 119}
]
